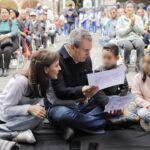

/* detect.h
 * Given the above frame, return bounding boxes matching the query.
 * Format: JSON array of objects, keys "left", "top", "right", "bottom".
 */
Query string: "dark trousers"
[
  {"left": 67, "top": 22, "right": 75, "bottom": 34},
  {"left": 143, "top": 33, "right": 150, "bottom": 45},
  {"left": 41, "top": 34, "right": 48, "bottom": 48},
  {"left": 34, "top": 37, "right": 41, "bottom": 50},
  {"left": 118, "top": 39, "right": 145, "bottom": 65},
  {"left": 48, "top": 33, "right": 56, "bottom": 44},
  {"left": 47, "top": 100, "right": 108, "bottom": 134},
  {"left": 0, "top": 43, "right": 18, "bottom": 69}
]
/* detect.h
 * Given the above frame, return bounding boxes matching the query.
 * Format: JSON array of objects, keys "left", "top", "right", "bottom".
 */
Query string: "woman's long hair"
[
  {"left": 142, "top": 51, "right": 150, "bottom": 83},
  {"left": 23, "top": 50, "right": 59, "bottom": 98}
]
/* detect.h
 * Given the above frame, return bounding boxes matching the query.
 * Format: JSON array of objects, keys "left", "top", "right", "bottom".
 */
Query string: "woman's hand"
[
  {"left": 0, "top": 34, "right": 7, "bottom": 42},
  {"left": 147, "top": 105, "right": 150, "bottom": 110},
  {"left": 28, "top": 105, "right": 47, "bottom": 119},
  {"left": 130, "top": 17, "right": 135, "bottom": 27}
]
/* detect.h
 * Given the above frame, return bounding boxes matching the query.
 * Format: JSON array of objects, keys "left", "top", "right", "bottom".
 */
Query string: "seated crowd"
[
  {"left": 0, "top": 6, "right": 64, "bottom": 77},
  {"left": 0, "top": 0, "right": 150, "bottom": 146},
  {"left": 100, "top": 1, "right": 150, "bottom": 72}
]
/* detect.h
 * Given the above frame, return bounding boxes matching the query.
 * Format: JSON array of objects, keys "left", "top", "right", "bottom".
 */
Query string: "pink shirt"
[{"left": 132, "top": 73, "right": 150, "bottom": 108}]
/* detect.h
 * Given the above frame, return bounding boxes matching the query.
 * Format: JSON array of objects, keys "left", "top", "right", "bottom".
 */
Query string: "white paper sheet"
[
  {"left": 104, "top": 94, "right": 132, "bottom": 113},
  {"left": 87, "top": 65, "right": 126, "bottom": 90}
]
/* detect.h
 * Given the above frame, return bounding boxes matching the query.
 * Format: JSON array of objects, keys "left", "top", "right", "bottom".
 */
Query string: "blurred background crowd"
[{"left": 0, "top": 0, "right": 150, "bottom": 76}]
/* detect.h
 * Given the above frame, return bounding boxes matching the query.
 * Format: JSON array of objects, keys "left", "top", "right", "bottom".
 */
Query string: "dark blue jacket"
[{"left": 65, "top": 9, "right": 78, "bottom": 23}]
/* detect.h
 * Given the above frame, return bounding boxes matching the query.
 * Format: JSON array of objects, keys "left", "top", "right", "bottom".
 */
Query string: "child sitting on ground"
[
  {"left": 131, "top": 51, "right": 150, "bottom": 132},
  {"left": 95, "top": 44, "right": 129, "bottom": 96},
  {"left": 95, "top": 44, "right": 139, "bottom": 127}
]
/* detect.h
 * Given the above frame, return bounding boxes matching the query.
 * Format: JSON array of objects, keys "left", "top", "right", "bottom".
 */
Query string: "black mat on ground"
[{"left": 20, "top": 122, "right": 150, "bottom": 150}]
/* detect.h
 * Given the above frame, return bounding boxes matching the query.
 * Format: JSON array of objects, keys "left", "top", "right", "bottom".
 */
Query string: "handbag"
[{"left": 1, "top": 37, "right": 13, "bottom": 48}]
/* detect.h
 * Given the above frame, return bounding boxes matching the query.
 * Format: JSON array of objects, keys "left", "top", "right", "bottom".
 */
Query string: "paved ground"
[{"left": 0, "top": 33, "right": 136, "bottom": 91}]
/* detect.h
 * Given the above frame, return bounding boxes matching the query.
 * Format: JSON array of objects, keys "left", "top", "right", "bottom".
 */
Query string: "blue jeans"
[
  {"left": 144, "top": 33, "right": 150, "bottom": 45},
  {"left": 64, "top": 23, "right": 68, "bottom": 36},
  {"left": 0, "top": 116, "right": 42, "bottom": 140},
  {"left": 91, "top": 22, "right": 97, "bottom": 33},
  {"left": 47, "top": 101, "right": 107, "bottom": 134}
]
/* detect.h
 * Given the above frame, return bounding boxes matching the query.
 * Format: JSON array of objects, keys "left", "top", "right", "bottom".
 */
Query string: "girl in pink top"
[{"left": 132, "top": 51, "right": 150, "bottom": 132}]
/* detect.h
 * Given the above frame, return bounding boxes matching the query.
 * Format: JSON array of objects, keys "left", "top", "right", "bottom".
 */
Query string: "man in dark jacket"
[
  {"left": 47, "top": 29, "right": 109, "bottom": 140},
  {"left": 65, "top": 4, "right": 78, "bottom": 34}
]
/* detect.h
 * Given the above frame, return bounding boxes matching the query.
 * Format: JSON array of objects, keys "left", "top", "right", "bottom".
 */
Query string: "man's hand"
[
  {"left": 43, "top": 33, "right": 48, "bottom": 37},
  {"left": 82, "top": 85, "right": 99, "bottom": 99},
  {"left": 68, "top": 11, "right": 73, "bottom": 16},
  {"left": 79, "top": 97, "right": 90, "bottom": 104},
  {"left": 28, "top": 105, "right": 46, "bottom": 119}
]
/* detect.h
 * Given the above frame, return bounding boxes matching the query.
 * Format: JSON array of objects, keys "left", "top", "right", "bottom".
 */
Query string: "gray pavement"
[{"left": 0, "top": 34, "right": 136, "bottom": 91}]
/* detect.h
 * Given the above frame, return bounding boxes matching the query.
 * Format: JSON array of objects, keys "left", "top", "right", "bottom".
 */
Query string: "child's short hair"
[{"left": 103, "top": 44, "right": 119, "bottom": 57}]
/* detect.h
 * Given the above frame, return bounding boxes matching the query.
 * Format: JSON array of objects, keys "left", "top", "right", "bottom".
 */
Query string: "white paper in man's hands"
[
  {"left": 104, "top": 94, "right": 132, "bottom": 113},
  {"left": 87, "top": 65, "right": 126, "bottom": 90}
]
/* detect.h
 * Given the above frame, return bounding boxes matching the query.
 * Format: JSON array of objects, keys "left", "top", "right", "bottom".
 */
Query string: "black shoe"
[
  {"left": 135, "top": 65, "right": 140, "bottom": 73},
  {"left": 61, "top": 127, "right": 74, "bottom": 141},
  {"left": 106, "top": 114, "right": 140, "bottom": 129},
  {"left": 3, "top": 69, "right": 9, "bottom": 77},
  {"left": 125, "top": 64, "right": 129, "bottom": 73},
  {"left": 0, "top": 68, "right": 3, "bottom": 77}
]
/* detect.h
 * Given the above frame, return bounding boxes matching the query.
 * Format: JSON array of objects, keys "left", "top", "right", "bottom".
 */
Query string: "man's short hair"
[{"left": 69, "top": 28, "right": 92, "bottom": 48}]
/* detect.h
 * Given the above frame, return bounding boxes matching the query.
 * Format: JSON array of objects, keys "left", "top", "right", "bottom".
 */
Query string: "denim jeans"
[
  {"left": 47, "top": 100, "right": 107, "bottom": 134},
  {"left": 144, "top": 33, "right": 150, "bottom": 45},
  {"left": 0, "top": 116, "right": 42, "bottom": 140}
]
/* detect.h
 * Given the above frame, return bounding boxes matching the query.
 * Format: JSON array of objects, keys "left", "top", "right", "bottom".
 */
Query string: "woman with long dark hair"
[
  {"left": 0, "top": 50, "right": 60, "bottom": 143},
  {"left": 132, "top": 51, "right": 150, "bottom": 132}
]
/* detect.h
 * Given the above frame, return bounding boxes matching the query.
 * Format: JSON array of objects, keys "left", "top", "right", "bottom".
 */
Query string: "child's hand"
[
  {"left": 147, "top": 105, "right": 150, "bottom": 110},
  {"left": 109, "top": 109, "right": 123, "bottom": 115}
]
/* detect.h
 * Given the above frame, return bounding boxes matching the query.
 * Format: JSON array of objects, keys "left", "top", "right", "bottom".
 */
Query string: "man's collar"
[
  {"left": 60, "top": 44, "right": 70, "bottom": 59},
  {"left": 60, "top": 44, "right": 79, "bottom": 64}
]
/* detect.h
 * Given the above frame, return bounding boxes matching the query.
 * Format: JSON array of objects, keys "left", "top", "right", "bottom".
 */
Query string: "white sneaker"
[
  {"left": 140, "top": 119, "right": 150, "bottom": 132},
  {"left": 13, "top": 129, "right": 36, "bottom": 144},
  {"left": 52, "top": 44, "right": 57, "bottom": 48}
]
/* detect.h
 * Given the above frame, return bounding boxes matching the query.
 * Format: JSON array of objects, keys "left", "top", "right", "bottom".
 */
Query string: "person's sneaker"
[
  {"left": 52, "top": 44, "right": 57, "bottom": 48},
  {"left": 61, "top": 127, "right": 74, "bottom": 141},
  {"left": 13, "top": 129, "right": 36, "bottom": 144},
  {"left": 140, "top": 119, "right": 150, "bottom": 132},
  {"left": 0, "top": 68, "right": 3, "bottom": 77},
  {"left": 3, "top": 69, "right": 9, "bottom": 77},
  {"left": 125, "top": 64, "right": 129, "bottom": 73}
]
